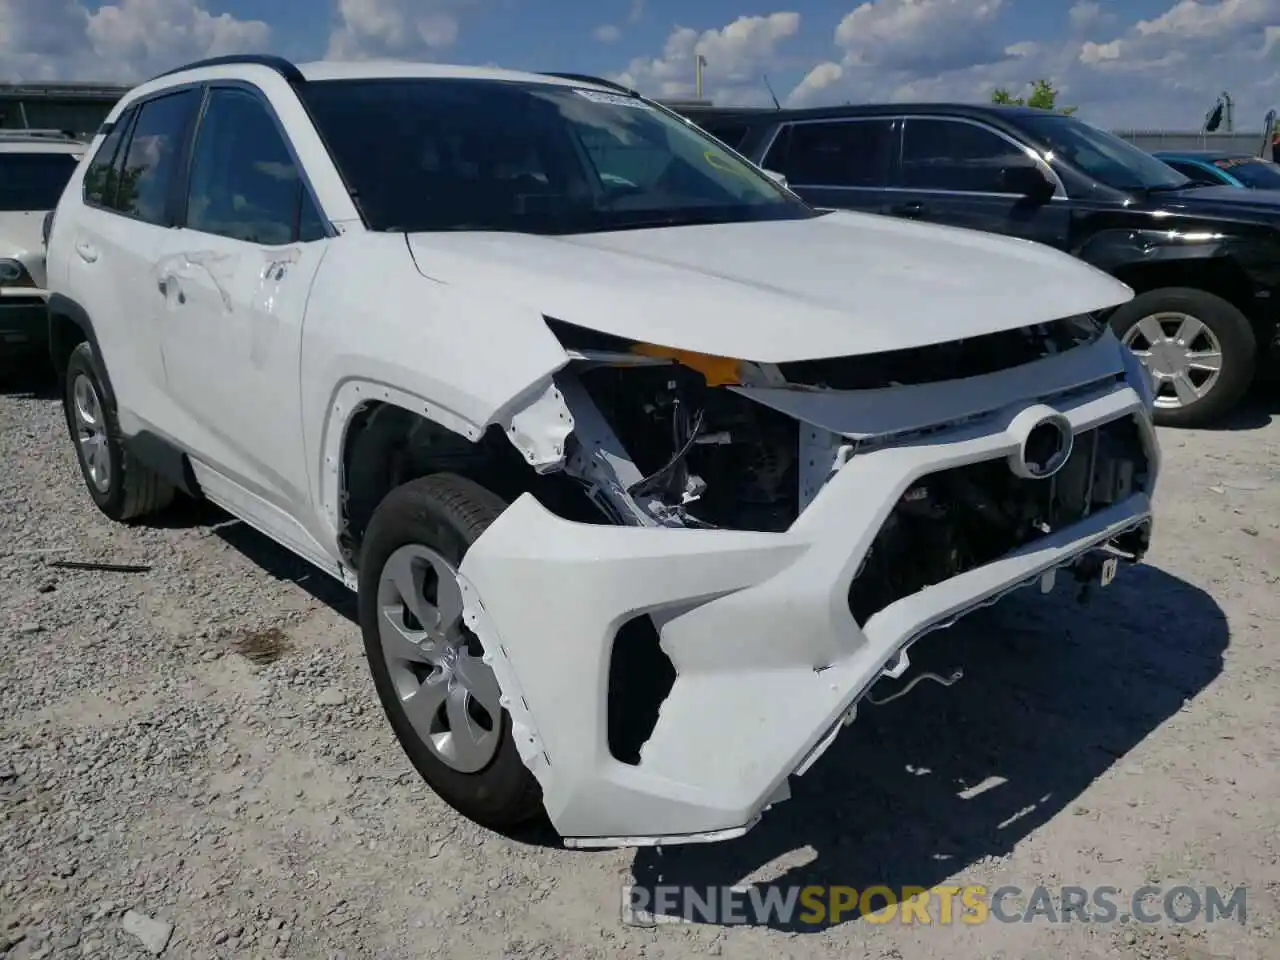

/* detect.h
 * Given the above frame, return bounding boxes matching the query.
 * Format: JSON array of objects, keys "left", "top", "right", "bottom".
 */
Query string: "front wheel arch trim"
[{"left": 319, "top": 379, "right": 487, "bottom": 544}]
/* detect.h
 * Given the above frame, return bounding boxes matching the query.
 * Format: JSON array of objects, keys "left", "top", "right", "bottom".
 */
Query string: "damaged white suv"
[{"left": 44, "top": 56, "right": 1159, "bottom": 848}]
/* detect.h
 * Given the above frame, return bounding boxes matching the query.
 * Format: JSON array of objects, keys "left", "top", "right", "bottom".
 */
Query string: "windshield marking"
[{"left": 572, "top": 88, "right": 652, "bottom": 109}]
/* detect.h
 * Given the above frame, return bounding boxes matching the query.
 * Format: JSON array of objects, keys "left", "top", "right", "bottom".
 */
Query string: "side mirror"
[
  {"left": 762, "top": 168, "right": 789, "bottom": 188},
  {"left": 1002, "top": 164, "right": 1055, "bottom": 201}
]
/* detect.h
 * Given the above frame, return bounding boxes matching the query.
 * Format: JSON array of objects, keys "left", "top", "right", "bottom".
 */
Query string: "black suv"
[{"left": 677, "top": 102, "right": 1280, "bottom": 427}]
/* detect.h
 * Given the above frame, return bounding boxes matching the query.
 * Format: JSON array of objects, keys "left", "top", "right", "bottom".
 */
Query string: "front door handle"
[
  {"left": 75, "top": 241, "right": 98, "bottom": 263},
  {"left": 157, "top": 276, "right": 185, "bottom": 304},
  {"left": 886, "top": 201, "right": 926, "bottom": 217}
]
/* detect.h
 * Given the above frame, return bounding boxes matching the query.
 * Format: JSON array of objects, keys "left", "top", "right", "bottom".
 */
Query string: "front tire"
[
  {"left": 1108, "top": 287, "right": 1257, "bottom": 427},
  {"left": 357, "top": 473, "right": 542, "bottom": 830},
  {"left": 62, "top": 342, "right": 174, "bottom": 522}
]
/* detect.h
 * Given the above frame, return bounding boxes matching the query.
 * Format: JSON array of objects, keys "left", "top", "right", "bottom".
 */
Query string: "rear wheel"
[
  {"left": 62, "top": 342, "right": 174, "bottom": 521},
  {"left": 357, "top": 473, "right": 542, "bottom": 829},
  {"left": 1109, "top": 287, "right": 1256, "bottom": 427}
]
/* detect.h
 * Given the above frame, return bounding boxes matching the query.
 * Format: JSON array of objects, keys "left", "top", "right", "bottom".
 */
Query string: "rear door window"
[
  {"left": 763, "top": 119, "right": 896, "bottom": 188},
  {"left": 83, "top": 109, "right": 134, "bottom": 210}
]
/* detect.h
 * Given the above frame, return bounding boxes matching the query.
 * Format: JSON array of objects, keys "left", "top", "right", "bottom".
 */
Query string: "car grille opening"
[{"left": 848, "top": 415, "right": 1149, "bottom": 625}]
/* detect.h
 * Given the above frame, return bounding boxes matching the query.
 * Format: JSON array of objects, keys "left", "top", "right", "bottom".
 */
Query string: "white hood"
[{"left": 405, "top": 209, "right": 1133, "bottom": 363}]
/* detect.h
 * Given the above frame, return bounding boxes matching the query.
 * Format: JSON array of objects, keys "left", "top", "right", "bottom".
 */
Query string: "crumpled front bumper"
[{"left": 458, "top": 368, "right": 1158, "bottom": 848}]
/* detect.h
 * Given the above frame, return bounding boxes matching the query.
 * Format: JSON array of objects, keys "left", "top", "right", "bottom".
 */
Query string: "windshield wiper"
[{"left": 596, "top": 211, "right": 746, "bottom": 231}]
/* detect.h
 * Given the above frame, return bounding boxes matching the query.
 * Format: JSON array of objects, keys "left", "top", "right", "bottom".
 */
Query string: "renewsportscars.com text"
[{"left": 621, "top": 883, "right": 1248, "bottom": 927}]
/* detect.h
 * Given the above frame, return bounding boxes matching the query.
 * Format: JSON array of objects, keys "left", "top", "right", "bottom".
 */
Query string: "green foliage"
[{"left": 992, "top": 79, "right": 1077, "bottom": 115}]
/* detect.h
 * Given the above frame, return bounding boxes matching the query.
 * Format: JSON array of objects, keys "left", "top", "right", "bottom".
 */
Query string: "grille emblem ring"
[{"left": 1006, "top": 405, "right": 1074, "bottom": 480}]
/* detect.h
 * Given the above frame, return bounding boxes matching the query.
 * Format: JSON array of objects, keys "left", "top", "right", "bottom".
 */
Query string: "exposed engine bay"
[
  {"left": 547, "top": 318, "right": 1149, "bottom": 630},
  {"left": 547, "top": 313, "right": 1111, "bottom": 538},
  {"left": 573, "top": 363, "right": 800, "bottom": 532}
]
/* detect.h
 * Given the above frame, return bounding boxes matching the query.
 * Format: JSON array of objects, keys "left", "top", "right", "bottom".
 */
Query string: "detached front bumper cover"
[{"left": 458, "top": 370, "right": 1157, "bottom": 849}]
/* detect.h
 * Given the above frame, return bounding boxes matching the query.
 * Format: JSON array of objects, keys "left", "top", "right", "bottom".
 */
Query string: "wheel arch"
[
  {"left": 321, "top": 377, "right": 584, "bottom": 571},
  {"left": 1076, "top": 229, "right": 1268, "bottom": 334},
  {"left": 47, "top": 294, "right": 112, "bottom": 405}
]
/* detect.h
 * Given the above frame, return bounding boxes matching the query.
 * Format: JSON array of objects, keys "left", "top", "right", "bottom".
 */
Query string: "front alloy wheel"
[
  {"left": 357, "top": 473, "right": 542, "bottom": 830},
  {"left": 1107, "top": 287, "right": 1257, "bottom": 427},
  {"left": 376, "top": 543, "right": 504, "bottom": 774}
]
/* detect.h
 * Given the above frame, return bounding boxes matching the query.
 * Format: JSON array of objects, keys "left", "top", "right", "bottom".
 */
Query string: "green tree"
[{"left": 992, "top": 78, "right": 1077, "bottom": 115}]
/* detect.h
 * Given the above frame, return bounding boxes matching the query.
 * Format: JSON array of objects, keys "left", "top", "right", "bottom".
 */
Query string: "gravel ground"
[{"left": 1, "top": 379, "right": 1278, "bottom": 960}]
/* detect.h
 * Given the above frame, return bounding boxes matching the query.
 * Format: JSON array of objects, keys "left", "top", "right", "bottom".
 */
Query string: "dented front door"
[
  {"left": 156, "top": 82, "right": 328, "bottom": 516},
  {"left": 156, "top": 230, "right": 326, "bottom": 514}
]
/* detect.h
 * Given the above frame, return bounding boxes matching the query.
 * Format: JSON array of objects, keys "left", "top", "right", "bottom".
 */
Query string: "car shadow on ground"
[
  {"left": 625, "top": 564, "right": 1228, "bottom": 932},
  {"left": 1194, "top": 378, "right": 1280, "bottom": 431},
  {"left": 0, "top": 367, "right": 59, "bottom": 399},
  {"left": 207, "top": 514, "right": 358, "bottom": 618}
]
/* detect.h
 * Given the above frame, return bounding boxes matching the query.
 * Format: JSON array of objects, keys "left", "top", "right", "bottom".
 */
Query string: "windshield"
[
  {"left": 299, "top": 78, "right": 813, "bottom": 234},
  {"left": 1213, "top": 156, "right": 1280, "bottom": 189},
  {"left": 1017, "top": 113, "right": 1192, "bottom": 192},
  {"left": 0, "top": 151, "right": 80, "bottom": 212}
]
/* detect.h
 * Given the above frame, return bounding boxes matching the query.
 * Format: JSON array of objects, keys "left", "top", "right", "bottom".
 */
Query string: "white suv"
[
  {"left": 44, "top": 55, "right": 1160, "bottom": 849},
  {"left": 0, "top": 131, "right": 84, "bottom": 371}
]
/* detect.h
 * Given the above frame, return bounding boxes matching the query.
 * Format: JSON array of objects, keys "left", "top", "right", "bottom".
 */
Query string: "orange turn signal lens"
[{"left": 630, "top": 343, "right": 744, "bottom": 386}]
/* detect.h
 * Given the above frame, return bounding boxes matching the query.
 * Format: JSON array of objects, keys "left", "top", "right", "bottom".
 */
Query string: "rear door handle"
[{"left": 75, "top": 241, "right": 98, "bottom": 263}]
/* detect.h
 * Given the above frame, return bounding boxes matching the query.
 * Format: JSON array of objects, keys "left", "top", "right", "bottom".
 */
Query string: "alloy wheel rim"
[
  {"left": 376, "top": 543, "right": 503, "bottom": 773},
  {"left": 1121, "top": 311, "right": 1223, "bottom": 410}
]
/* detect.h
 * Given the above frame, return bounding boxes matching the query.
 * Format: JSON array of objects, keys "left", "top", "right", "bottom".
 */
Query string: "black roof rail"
[
  {"left": 539, "top": 72, "right": 637, "bottom": 95},
  {"left": 150, "top": 54, "right": 305, "bottom": 85}
]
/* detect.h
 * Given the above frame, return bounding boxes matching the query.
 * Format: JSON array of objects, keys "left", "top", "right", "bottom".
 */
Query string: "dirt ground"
[{"left": 1, "top": 380, "right": 1277, "bottom": 960}]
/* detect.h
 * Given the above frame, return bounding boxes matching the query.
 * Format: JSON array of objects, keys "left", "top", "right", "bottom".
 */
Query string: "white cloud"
[
  {"left": 834, "top": 0, "right": 1007, "bottom": 73},
  {"left": 0, "top": 0, "right": 269, "bottom": 82},
  {"left": 1068, "top": 1, "right": 1105, "bottom": 29},
  {"left": 614, "top": 12, "right": 801, "bottom": 103},
  {"left": 1136, "top": 0, "right": 1273, "bottom": 37},
  {"left": 1079, "top": 39, "right": 1122, "bottom": 64},
  {"left": 778, "top": 0, "right": 1280, "bottom": 126},
  {"left": 785, "top": 0, "right": 1016, "bottom": 107},
  {"left": 591, "top": 0, "right": 647, "bottom": 48},
  {"left": 786, "top": 61, "right": 843, "bottom": 106},
  {"left": 326, "top": 0, "right": 467, "bottom": 59}
]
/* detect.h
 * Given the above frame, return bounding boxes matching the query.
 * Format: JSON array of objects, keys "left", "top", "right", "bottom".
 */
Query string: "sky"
[{"left": 1, "top": 0, "right": 1278, "bottom": 129}]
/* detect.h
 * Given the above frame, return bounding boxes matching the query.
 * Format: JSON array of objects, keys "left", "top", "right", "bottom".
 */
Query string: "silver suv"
[{"left": 0, "top": 131, "right": 85, "bottom": 374}]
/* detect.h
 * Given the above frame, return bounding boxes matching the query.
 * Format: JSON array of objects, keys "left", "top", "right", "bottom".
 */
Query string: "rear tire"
[
  {"left": 1108, "top": 287, "right": 1256, "bottom": 427},
  {"left": 62, "top": 341, "right": 174, "bottom": 522},
  {"left": 357, "top": 473, "right": 543, "bottom": 830}
]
